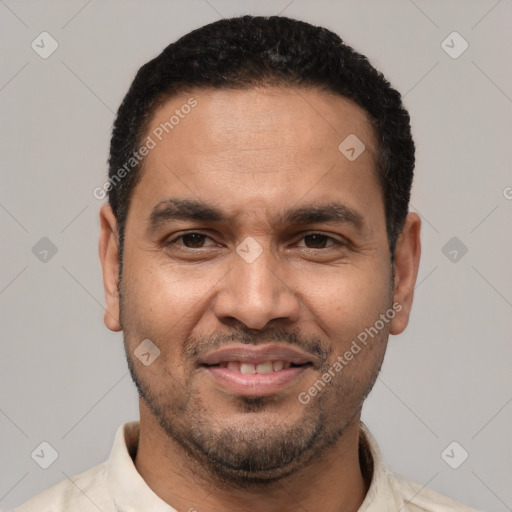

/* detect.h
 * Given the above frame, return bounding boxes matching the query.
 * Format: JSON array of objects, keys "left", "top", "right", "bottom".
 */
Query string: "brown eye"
[
  {"left": 304, "top": 234, "right": 329, "bottom": 248},
  {"left": 166, "top": 232, "right": 216, "bottom": 249},
  {"left": 297, "top": 233, "right": 338, "bottom": 249},
  {"left": 181, "top": 233, "right": 208, "bottom": 248}
]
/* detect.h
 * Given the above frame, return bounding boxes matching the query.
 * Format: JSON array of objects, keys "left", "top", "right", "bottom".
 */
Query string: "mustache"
[{"left": 181, "top": 327, "right": 330, "bottom": 366}]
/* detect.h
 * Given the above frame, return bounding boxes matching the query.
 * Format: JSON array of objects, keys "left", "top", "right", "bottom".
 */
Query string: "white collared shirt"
[{"left": 13, "top": 421, "right": 478, "bottom": 512}]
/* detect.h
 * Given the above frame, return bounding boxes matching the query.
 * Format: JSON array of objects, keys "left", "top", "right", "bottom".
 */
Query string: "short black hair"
[{"left": 108, "top": 15, "right": 415, "bottom": 263}]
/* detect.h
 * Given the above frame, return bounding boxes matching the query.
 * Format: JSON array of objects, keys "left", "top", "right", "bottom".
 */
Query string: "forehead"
[
  {"left": 130, "top": 86, "right": 382, "bottom": 227},
  {"left": 146, "top": 86, "right": 377, "bottom": 157}
]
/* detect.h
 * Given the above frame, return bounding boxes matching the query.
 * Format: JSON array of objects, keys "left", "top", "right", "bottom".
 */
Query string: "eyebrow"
[{"left": 147, "top": 198, "right": 364, "bottom": 233}]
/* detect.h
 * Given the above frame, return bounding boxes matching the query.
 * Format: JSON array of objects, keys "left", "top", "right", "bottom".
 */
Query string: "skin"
[{"left": 99, "top": 86, "right": 421, "bottom": 512}]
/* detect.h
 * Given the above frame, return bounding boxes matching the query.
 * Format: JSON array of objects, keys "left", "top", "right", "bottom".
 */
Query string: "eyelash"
[{"left": 164, "top": 231, "right": 345, "bottom": 251}]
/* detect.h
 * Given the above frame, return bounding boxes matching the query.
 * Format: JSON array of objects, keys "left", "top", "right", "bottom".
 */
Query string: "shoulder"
[
  {"left": 12, "top": 462, "right": 114, "bottom": 512},
  {"left": 392, "top": 473, "right": 481, "bottom": 512}
]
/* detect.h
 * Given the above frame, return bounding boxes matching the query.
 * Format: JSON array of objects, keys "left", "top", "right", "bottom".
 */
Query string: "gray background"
[{"left": 1, "top": 0, "right": 511, "bottom": 510}]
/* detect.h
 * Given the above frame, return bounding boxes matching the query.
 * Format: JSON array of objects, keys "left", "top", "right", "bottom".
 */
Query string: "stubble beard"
[
  {"left": 118, "top": 274, "right": 390, "bottom": 489},
  {"left": 123, "top": 332, "right": 385, "bottom": 490}
]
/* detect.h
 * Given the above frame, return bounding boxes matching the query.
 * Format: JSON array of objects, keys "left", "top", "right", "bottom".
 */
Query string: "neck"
[{"left": 134, "top": 401, "right": 369, "bottom": 512}]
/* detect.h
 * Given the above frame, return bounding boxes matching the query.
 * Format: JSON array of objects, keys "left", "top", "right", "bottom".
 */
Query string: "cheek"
[
  {"left": 120, "top": 254, "right": 224, "bottom": 368},
  {"left": 303, "top": 261, "right": 392, "bottom": 341},
  {"left": 123, "top": 255, "right": 204, "bottom": 318}
]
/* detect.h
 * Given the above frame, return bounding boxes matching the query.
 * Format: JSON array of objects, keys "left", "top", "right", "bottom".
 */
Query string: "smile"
[{"left": 202, "top": 362, "right": 313, "bottom": 397}]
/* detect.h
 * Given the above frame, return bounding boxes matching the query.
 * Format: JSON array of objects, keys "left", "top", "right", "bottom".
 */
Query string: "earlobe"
[
  {"left": 98, "top": 204, "right": 123, "bottom": 332},
  {"left": 389, "top": 213, "right": 421, "bottom": 335}
]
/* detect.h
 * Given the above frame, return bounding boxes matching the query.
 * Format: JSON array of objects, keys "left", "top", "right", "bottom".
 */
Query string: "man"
[{"left": 16, "top": 15, "right": 477, "bottom": 512}]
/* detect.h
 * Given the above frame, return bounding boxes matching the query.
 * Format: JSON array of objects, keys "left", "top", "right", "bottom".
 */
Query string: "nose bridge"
[{"left": 213, "top": 239, "right": 300, "bottom": 329}]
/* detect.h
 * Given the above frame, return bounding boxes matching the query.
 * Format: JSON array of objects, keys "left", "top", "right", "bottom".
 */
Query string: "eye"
[
  {"left": 166, "top": 232, "right": 217, "bottom": 249},
  {"left": 295, "top": 233, "right": 340, "bottom": 249},
  {"left": 164, "top": 231, "right": 344, "bottom": 252}
]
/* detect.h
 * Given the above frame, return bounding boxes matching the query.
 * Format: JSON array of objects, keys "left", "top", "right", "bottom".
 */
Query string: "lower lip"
[{"left": 202, "top": 365, "right": 310, "bottom": 397}]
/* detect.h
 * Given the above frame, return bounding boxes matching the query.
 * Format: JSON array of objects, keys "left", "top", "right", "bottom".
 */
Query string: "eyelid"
[
  {"left": 293, "top": 231, "right": 344, "bottom": 247},
  {"left": 165, "top": 231, "right": 217, "bottom": 248},
  {"left": 165, "top": 230, "right": 346, "bottom": 249}
]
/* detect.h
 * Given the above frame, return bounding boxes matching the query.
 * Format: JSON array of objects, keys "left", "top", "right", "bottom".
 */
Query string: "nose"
[{"left": 212, "top": 245, "right": 301, "bottom": 330}]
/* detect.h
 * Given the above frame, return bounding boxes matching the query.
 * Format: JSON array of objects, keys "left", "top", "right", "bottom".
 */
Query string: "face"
[{"left": 99, "top": 86, "right": 420, "bottom": 487}]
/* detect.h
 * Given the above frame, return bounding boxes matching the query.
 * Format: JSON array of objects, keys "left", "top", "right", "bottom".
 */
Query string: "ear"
[
  {"left": 98, "top": 204, "right": 122, "bottom": 332},
  {"left": 389, "top": 212, "right": 421, "bottom": 335}
]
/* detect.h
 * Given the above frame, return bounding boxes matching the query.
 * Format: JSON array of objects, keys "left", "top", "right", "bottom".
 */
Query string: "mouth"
[
  {"left": 201, "top": 362, "right": 313, "bottom": 397},
  {"left": 198, "top": 344, "right": 316, "bottom": 397}
]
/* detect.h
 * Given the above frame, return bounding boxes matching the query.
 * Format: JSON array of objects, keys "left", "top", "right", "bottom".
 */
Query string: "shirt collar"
[
  {"left": 106, "top": 420, "right": 405, "bottom": 511},
  {"left": 357, "top": 421, "right": 407, "bottom": 511},
  {"left": 106, "top": 421, "right": 177, "bottom": 512}
]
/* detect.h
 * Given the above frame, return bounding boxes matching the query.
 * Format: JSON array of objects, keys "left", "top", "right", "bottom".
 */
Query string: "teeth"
[
  {"left": 272, "top": 360, "right": 284, "bottom": 371},
  {"left": 240, "top": 363, "right": 257, "bottom": 374},
  {"left": 219, "top": 360, "right": 297, "bottom": 374},
  {"left": 227, "top": 361, "right": 239, "bottom": 371},
  {"left": 256, "top": 361, "right": 273, "bottom": 374}
]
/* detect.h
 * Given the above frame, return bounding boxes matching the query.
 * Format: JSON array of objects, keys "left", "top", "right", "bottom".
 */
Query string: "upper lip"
[{"left": 199, "top": 344, "right": 315, "bottom": 366}]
